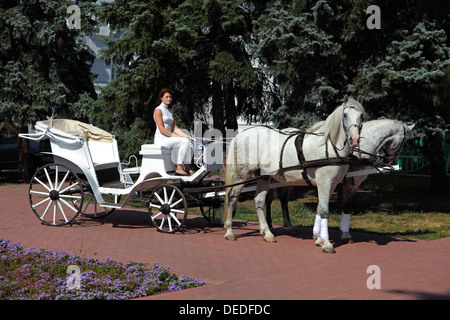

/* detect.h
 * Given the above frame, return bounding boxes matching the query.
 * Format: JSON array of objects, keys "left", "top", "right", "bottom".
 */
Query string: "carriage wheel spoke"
[
  {"left": 30, "top": 190, "right": 50, "bottom": 197},
  {"left": 163, "top": 187, "right": 168, "bottom": 203},
  {"left": 154, "top": 192, "right": 164, "bottom": 205},
  {"left": 34, "top": 177, "right": 51, "bottom": 192},
  {"left": 169, "top": 212, "right": 182, "bottom": 226},
  {"left": 170, "top": 208, "right": 185, "bottom": 214},
  {"left": 57, "top": 171, "right": 70, "bottom": 191},
  {"left": 167, "top": 216, "right": 173, "bottom": 232},
  {"left": 170, "top": 198, "right": 183, "bottom": 208},
  {"left": 44, "top": 167, "right": 54, "bottom": 190},
  {"left": 40, "top": 200, "right": 52, "bottom": 220},
  {"left": 168, "top": 189, "right": 176, "bottom": 204},
  {"left": 52, "top": 202, "right": 57, "bottom": 225},
  {"left": 32, "top": 197, "right": 51, "bottom": 209},
  {"left": 60, "top": 198, "right": 80, "bottom": 213},
  {"left": 159, "top": 216, "right": 166, "bottom": 229},
  {"left": 152, "top": 211, "right": 163, "bottom": 219},
  {"left": 56, "top": 200, "right": 69, "bottom": 223},
  {"left": 54, "top": 165, "right": 59, "bottom": 191},
  {"left": 82, "top": 194, "right": 93, "bottom": 212},
  {"left": 59, "top": 181, "right": 80, "bottom": 195}
]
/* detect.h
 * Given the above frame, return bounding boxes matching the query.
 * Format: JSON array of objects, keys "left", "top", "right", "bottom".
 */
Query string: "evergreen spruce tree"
[
  {"left": 0, "top": 0, "right": 96, "bottom": 180},
  {"left": 86, "top": 0, "right": 267, "bottom": 158},
  {"left": 253, "top": 1, "right": 347, "bottom": 128},
  {"left": 353, "top": 21, "right": 450, "bottom": 190}
]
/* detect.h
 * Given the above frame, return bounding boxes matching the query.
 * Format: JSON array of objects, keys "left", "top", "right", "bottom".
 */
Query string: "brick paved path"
[{"left": 1, "top": 183, "right": 449, "bottom": 300}]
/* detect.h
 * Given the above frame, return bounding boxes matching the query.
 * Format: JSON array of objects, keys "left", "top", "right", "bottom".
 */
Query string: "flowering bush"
[{"left": 0, "top": 238, "right": 205, "bottom": 300}]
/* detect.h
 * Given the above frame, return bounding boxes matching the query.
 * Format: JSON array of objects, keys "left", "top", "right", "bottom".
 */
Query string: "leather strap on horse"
[
  {"left": 294, "top": 132, "right": 313, "bottom": 187},
  {"left": 277, "top": 131, "right": 358, "bottom": 186}
]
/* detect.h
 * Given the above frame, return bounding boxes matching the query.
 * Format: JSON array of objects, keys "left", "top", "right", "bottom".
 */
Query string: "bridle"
[
  {"left": 329, "top": 105, "right": 363, "bottom": 155},
  {"left": 351, "top": 123, "right": 407, "bottom": 165}
]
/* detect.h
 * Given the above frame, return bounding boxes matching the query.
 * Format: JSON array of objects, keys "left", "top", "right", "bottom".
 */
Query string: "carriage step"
[{"left": 98, "top": 202, "right": 122, "bottom": 209}]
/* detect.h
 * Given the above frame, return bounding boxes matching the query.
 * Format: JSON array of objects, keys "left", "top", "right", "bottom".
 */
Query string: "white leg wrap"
[
  {"left": 320, "top": 218, "right": 329, "bottom": 241},
  {"left": 313, "top": 215, "right": 321, "bottom": 235},
  {"left": 340, "top": 213, "right": 351, "bottom": 233}
]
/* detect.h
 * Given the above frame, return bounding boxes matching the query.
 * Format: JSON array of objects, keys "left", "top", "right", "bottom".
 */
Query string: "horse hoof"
[
  {"left": 340, "top": 232, "right": 353, "bottom": 243},
  {"left": 313, "top": 235, "right": 323, "bottom": 247},
  {"left": 322, "top": 245, "right": 336, "bottom": 253},
  {"left": 264, "top": 235, "right": 277, "bottom": 243},
  {"left": 321, "top": 240, "right": 336, "bottom": 253},
  {"left": 225, "top": 235, "right": 237, "bottom": 241}
]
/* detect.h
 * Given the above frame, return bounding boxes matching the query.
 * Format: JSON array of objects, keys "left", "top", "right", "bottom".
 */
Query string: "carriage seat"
[{"left": 139, "top": 144, "right": 176, "bottom": 174}]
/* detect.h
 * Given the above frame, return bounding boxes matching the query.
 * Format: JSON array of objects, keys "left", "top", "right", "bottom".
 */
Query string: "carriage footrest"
[{"left": 99, "top": 202, "right": 121, "bottom": 209}]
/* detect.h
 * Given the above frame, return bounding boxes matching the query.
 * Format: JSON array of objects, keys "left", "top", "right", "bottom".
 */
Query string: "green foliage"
[
  {"left": 0, "top": 0, "right": 96, "bottom": 128},
  {"left": 2, "top": 0, "right": 449, "bottom": 188}
]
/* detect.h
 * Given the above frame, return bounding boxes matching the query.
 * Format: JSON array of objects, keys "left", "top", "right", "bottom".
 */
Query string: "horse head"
[
  {"left": 339, "top": 95, "right": 365, "bottom": 149},
  {"left": 384, "top": 122, "right": 414, "bottom": 164}
]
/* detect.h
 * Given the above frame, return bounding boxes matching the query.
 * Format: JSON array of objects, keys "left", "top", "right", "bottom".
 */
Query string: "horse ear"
[
  {"left": 343, "top": 95, "right": 349, "bottom": 103},
  {"left": 407, "top": 124, "right": 415, "bottom": 132},
  {"left": 357, "top": 95, "right": 363, "bottom": 104}
]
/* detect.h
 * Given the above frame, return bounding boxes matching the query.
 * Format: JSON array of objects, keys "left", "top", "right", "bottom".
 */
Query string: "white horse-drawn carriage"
[
  {"left": 20, "top": 97, "right": 410, "bottom": 253},
  {"left": 19, "top": 119, "right": 225, "bottom": 232}
]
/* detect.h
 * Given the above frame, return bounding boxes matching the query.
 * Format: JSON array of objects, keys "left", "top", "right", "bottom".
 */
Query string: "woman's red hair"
[{"left": 155, "top": 88, "right": 174, "bottom": 106}]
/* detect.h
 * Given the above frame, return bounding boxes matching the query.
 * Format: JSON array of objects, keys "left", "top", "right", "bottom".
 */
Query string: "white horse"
[
  {"left": 265, "top": 119, "right": 414, "bottom": 245},
  {"left": 223, "top": 96, "right": 365, "bottom": 253},
  {"left": 330, "top": 119, "right": 414, "bottom": 244}
]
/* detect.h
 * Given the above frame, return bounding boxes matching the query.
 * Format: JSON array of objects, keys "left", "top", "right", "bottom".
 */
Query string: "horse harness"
[
  {"left": 278, "top": 131, "right": 346, "bottom": 186},
  {"left": 277, "top": 131, "right": 379, "bottom": 187}
]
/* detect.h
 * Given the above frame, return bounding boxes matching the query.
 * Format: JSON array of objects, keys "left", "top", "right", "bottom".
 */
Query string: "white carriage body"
[{"left": 20, "top": 119, "right": 222, "bottom": 209}]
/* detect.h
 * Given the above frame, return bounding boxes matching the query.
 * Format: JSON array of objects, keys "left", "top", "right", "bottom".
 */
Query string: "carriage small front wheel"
[
  {"left": 148, "top": 184, "right": 187, "bottom": 233},
  {"left": 29, "top": 163, "right": 84, "bottom": 226}
]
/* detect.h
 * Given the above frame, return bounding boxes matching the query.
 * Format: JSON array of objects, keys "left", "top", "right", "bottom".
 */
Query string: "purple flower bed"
[{"left": 0, "top": 238, "right": 205, "bottom": 300}]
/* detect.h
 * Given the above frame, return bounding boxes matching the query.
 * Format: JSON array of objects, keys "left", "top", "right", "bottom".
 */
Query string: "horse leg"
[
  {"left": 279, "top": 186, "right": 296, "bottom": 234},
  {"left": 224, "top": 183, "right": 246, "bottom": 241},
  {"left": 313, "top": 214, "right": 323, "bottom": 246},
  {"left": 255, "top": 178, "right": 276, "bottom": 242},
  {"left": 315, "top": 181, "right": 336, "bottom": 253},
  {"left": 340, "top": 180, "right": 355, "bottom": 243},
  {"left": 266, "top": 188, "right": 275, "bottom": 233}
]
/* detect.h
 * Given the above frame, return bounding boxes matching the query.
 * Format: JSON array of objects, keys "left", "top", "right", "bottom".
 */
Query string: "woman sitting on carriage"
[{"left": 153, "top": 88, "right": 194, "bottom": 176}]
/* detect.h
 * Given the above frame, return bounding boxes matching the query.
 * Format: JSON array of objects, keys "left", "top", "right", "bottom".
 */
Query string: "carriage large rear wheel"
[
  {"left": 148, "top": 184, "right": 187, "bottom": 233},
  {"left": 29, "top": 163, "right": 84, "bottom": 226}
]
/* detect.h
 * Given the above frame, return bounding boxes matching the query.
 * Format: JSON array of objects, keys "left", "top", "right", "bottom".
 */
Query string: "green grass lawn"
[
  {"left": 119, "top": 173, "right": 450, "bottom": 241},
  {"left": 230, "top": 174, "right": 450, "bottom": 241}
]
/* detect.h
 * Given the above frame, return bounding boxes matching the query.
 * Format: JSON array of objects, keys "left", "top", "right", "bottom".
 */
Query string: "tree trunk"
[
  {"left": 212, "top": 79, "right": 225, "bottom": 135},
  {"left": 17, "top": 131, "right": 32, "bottom": 182},
  {"left": 224, "top": 82, "right": 238, "bottom": 131},
  {"left": 5, "top": 121, "right": 32, "bottom": 182}
]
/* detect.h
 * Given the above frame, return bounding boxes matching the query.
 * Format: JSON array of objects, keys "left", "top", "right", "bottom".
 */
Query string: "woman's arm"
[{"left": 173, "top": 123, "right": 191, "bottom": 138}]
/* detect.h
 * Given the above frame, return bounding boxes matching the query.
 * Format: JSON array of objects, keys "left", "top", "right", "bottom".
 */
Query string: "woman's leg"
[
  {"left": 178, "top": 138, "right": 194, "bottom": 174},
  {"left": 159, "top": 137, "right": 192, "bottom": 175}
]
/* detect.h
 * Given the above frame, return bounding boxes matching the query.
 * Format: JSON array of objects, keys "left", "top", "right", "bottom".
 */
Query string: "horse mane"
[{"left": 307, "top": 96, "right": 365, "bottom": 145}]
